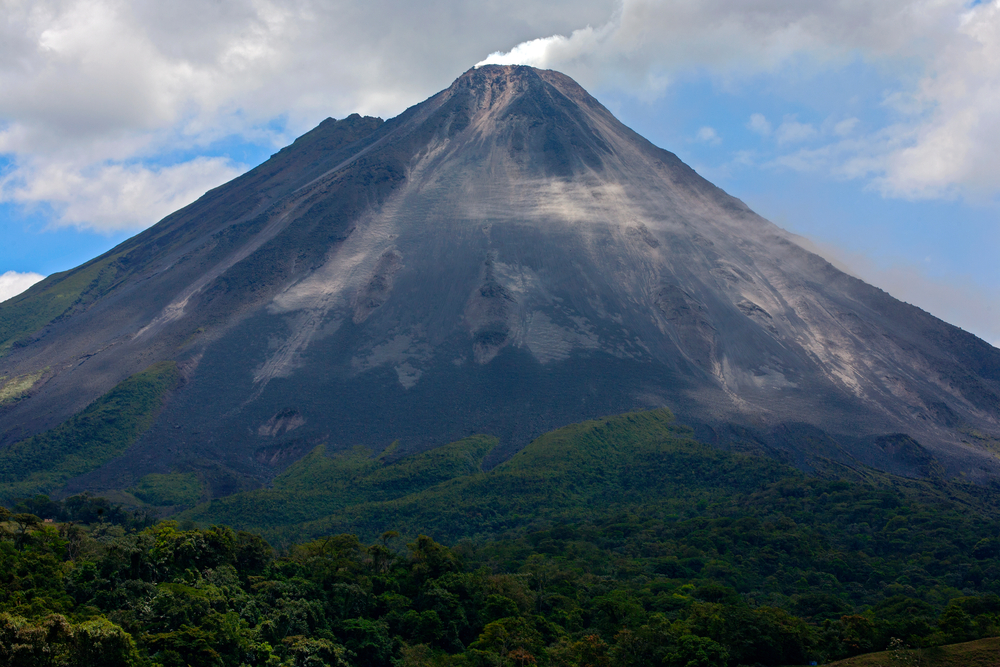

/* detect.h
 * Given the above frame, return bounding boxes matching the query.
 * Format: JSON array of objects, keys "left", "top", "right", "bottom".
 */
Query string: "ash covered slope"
[{"left": 2, "top": 65, "right": 999, "bottom": 495}]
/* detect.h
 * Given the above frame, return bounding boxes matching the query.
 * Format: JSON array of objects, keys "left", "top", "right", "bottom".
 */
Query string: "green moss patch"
[{"left": 0, "top": 369, "right": 45, "bottom": 404}]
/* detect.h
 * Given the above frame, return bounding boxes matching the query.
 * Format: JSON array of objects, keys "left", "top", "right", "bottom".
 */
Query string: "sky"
[{"left": 1, "top": 0, "right": 998, "bottom": 346}]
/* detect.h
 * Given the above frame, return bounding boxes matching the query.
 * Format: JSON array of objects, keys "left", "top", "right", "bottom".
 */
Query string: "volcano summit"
[{"left": 2, "top": 65, "right": 999, "bottom": 497}]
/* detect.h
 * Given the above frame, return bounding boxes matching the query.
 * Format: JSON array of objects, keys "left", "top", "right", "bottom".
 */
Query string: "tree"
[
  {"left": 281, "top": 635, "right": 349, "bottom": 667},
  {"left": 938, "top": 604, "right": 976, "bottom": 644},
  {"left": 665, "top": 635, "right": 728, "bottom": 667},
  {"left": 11, "top": 513, "right": 40, "bottom": 550},
  {"left": 0, "top": 613, "right": 139, "bottom": 667},
  {"left": 408, "top": 535, "right": 461, "bottom": 583},
  {"left": 235, "top": 530, "right": 273, "bottom": 575},
  {"left": 470, "top": 617, "right": 543, "bottom": 665},
  {"left": 71, "top": 616, "right": 140, "bottom": 667}
]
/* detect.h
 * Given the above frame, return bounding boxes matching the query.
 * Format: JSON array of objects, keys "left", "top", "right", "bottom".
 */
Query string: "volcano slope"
[{"left": 1, "top": 65, "right": 999, "bottom": 500}]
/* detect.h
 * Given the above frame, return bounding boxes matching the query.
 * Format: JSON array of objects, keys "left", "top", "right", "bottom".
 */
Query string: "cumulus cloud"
[
  {"left": 480, "top": 0, "right": 1000, "bottom": 202},
  {"left": 479, "top": 0, "right": 960, "bottom": 89},
  {"left": 0, "top": 271, "right": 45, "bottom": 303},
  {"left": 695, "top": 126, "right": 722, "bottom": 145},
  {"left": 833, "top": 118, "right": 859, "bottom": 137},
  {"left": 872, "top": 2, "right": 1000, "bottom": 199},
  {"left": 3, "top": 0, "right": 1000, "bottom": 232},
  {"left": 775, "top": 117, "right": 818, "bottom": 145},
  {"left": 0, "top": 0, "right": 614, "bottom": 232},
  {"left": 747, "top": 113, "right": 772, "bottom": 136},
  {"left": 2, "top": 157, "right": 245, "bottom": 232}
]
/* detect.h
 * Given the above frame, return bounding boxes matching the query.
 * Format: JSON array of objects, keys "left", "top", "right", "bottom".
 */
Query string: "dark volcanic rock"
[{"left": 2, "top": 65, "right": 1000, "bottom": 493}]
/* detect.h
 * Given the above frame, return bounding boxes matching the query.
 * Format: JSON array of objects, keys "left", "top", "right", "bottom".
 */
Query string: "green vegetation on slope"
[
  {"left": 0, "top": 361, "right": 179, "bottom": 503},
  {"left": 129, "top": 473, "right": 204, "bottom": 507},
  {"left": 182, "top": 410, "right": 1000, "bottom": 620},
  {"left": 4, "top": 409, "right": 1000, "bottom": 665},
  {"left": 181, "top": 434, "right": 497, "bottom": 531},
  {"left": 189, "top": 410, "right": 794, "bottom": 543}
]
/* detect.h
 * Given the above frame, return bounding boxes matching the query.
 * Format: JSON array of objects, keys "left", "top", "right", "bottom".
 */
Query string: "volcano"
[{"left": 2, "top": 65, "right": 1000, "bottom": 496}]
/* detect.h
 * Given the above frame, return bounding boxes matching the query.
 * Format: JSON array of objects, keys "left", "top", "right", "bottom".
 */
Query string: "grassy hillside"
[
  {"left": 827, "top": 636, "right": 1000, "bottom": 666},
  {"left": 0, "top": 361, "right": 179, "bottom": 503}
]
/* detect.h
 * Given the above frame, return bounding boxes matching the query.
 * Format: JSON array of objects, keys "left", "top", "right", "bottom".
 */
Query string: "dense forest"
[{"left": 4, "top": 411, "right": 1000, "bottom": 666}]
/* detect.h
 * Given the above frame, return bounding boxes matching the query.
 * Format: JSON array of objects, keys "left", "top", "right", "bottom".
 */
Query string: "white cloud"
[
  {"left": 797, "top": 2, "right": 1000, "bottom": 200},
  {"left": 775, "top": 117, "right": 818, "bottom": 145},
  {"left": 3, "top": 157, "right": 245, "bottom": 232},
  {"left": 695, "top": 126, "right": 722, "bottom": 145},
  {"left": 747, "top": 113, "right": 772, "bottom": 136},
  {"left": 478, "top": 1, "right": 961, "bottom": 92},
  {"left": 478, "top": 26, "right": 612, "bottom": 71},
  {"left": 0, "top": 0, "right": 614, "bottom": 232},
  {"left": 872, "top": 3, "right": 1000, "bottom": 198},
  {"left": 833, "top": 117, "right": 859, "bottom": 136},
  {"left": 480, "top": 0, "right": 1000, "bottom": 202},
  {"left": 2, "top": 0, "right": 1000, "bottom": 231},
  {"left": 0, "top": 271, "right": 45, "bottom": 303}
]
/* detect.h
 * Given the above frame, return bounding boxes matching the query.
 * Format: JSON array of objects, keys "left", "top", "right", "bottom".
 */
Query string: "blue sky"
[{"left": 1, "top": 0, "right": 998, "bottom": 345}]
